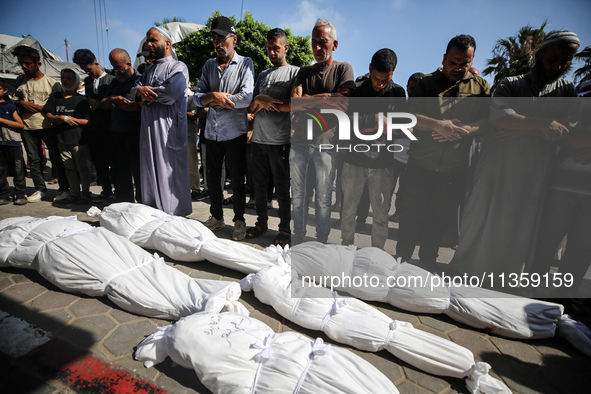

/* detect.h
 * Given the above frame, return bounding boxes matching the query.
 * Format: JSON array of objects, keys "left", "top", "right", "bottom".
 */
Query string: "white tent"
[{"left": 0, "top": 34, "right": 85, "bottom": 94}]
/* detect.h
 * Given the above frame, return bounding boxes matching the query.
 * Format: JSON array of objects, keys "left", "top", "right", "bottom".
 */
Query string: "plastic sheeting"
[
  {"left": 0, "top": 216, "right": 246, "bottom": 320},
  {"left": 240, "top": 264, "right": 510, "bottom": 393},
  {"left": 0, "top": 34, "right": 86, "bottom": 84},
  {"left": 88, "top": 204, "right": 284, "bottom": 273},
  {"left": 135, "top": 312, "right": 399, "bottom": 394}
]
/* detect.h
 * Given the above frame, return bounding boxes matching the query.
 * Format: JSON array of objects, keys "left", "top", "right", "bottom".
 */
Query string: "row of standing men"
[{"left": 3, "top": 17, "right": 588, "bottom": 293}]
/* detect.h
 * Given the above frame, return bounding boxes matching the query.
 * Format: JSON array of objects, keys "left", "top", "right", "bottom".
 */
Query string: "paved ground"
[{"left": 1, "top": 175, "right": 590, "bottom": 393}]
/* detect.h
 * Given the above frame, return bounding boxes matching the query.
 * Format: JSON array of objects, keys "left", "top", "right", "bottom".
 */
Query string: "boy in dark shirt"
[
  {"left": 0, "top": 80, "right": 26, "bottom": 205},
  {"left": 43, "top": 69, "right": 91, "bottom": 204}
]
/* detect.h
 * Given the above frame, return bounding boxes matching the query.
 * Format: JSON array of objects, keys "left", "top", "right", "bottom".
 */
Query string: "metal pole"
[
  {"left": 65, "top": 39, "right": 69, "bottom": 62},
  {"left": 1, "top": 44, "right": 5, "bottom": 73}
]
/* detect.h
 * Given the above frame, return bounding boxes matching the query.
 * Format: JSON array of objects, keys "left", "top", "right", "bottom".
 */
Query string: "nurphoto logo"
[{"left": 306, "top": 109, "right": 417, "bottom": 152}]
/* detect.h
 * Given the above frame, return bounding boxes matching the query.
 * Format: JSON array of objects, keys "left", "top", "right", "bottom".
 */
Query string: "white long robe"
[{"left": 133, "top": 56, "right": 192, "bottom": 216}]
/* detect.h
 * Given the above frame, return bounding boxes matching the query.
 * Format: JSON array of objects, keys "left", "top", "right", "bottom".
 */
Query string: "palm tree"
[
  {"left": 483, "top": 21, "right": 548, "bottom": 89},
  {"left": 154, "top": 16, "right": 186, "bottom": 26},
  {"left": 574, "top": 45, "right": 591, "bottom": 89}
]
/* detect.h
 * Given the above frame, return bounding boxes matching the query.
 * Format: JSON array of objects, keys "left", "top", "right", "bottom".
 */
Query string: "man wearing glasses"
[{"left": 195, "top": 16, "right": 255, "bottom": 241}]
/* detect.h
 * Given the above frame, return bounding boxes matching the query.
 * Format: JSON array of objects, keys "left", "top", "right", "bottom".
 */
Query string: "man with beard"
[
  {"left": 72, "top": 49, "right": 114, "bottom": 203},
  {"left": 245, "top": 28, "right": 299, "bottom": 246},
  {"left": 194, "top": 16, "right": 254, "bottom": 241},
  {"left": 131, "top": 26, "right": 191, "bottom": 216},
  {"left": 450, "top": 31, "right": 580, "bottom": 280},
  {"left": 395, "top": 35, "right": 490, "bottom": 268},
  {"left": 290, "top": 19, "right": 355, "bottom": 245},
  {"left": 101, "top": 48, "right": 142, "bottom": 203}
]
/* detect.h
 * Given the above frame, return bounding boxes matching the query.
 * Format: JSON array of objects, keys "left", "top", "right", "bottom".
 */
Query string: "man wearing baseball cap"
[{"left": 194, "top": 16, "right": 255, "bottom": 241}]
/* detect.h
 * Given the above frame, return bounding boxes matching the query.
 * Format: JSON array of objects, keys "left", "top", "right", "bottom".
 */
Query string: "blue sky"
[{"left": 2, "top": 0, "right": 590, "bottom": 86}]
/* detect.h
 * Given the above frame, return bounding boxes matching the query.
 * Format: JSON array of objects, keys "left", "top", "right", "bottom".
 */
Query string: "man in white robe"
[{"left": 132, "top": 26, "right": 191, "bottom": 216}]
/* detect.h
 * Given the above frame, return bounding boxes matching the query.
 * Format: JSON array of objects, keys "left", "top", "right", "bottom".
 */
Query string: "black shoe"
[
  {"left": 222, "top": 196, "right": 234, "bottom": 205},
  {"left": 0, "top": 197, "right": 12, "bottom": 205},
  {"left": 55, "top": 194, "right": 79, "bottom": 205},
  {"left": 274, "top": 230, "right": 291, "bottom": 247},
  {"left": 563, "top": 298, "right": 590, "bottom": 315},
  {"left": 356, "top": 222, "right": 370, "bottom": 234},
  {"left": 192, "top": 190, "right": 209, "bottom": 201},
  {"left": 78, "top": 194, "right": 92, "bottom": 204},
  {"left": 246, "top": 224, "right": 268, "bottom": 239},
  {"left": 92, "top": 191, "right": 113, "bottom": 203},
  {"left": 14, "top": 197, "right": 28, "bottom": 206}
]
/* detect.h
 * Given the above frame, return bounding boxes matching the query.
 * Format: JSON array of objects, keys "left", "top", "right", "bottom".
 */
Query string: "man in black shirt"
[
  {"left": 101, "top": 49, "right": 142, "bottom": 203},
  {"left": 341, "top": 49, "right": 406, "bottom": 249},
  {"left": 73, "top": 49, "right": 115, "bottom": 202}
]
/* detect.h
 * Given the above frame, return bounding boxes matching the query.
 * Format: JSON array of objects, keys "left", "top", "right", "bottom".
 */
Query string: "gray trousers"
[
  {"left": 340, "top": 162, "right": 397, "bottom": 249},
  {"left": 59, "top": 143, "right": 91, "bottom": 196}
]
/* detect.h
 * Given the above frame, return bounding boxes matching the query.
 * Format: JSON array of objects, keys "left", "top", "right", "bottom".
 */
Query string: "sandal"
[
  {"left": 246, "top": 199, "right": 256, "bottom": 209},
  {"left": 274, "top": 231, "right": 291, "bottom": 247},
  {"left": 47, "top": 178, "right": 58, "bottom": 185},
  {"left": 222, "top": 196, "right": 234, "bottom": 205},
  {"left": 246, "top": 224, "right": 268, "bottom": 238}
]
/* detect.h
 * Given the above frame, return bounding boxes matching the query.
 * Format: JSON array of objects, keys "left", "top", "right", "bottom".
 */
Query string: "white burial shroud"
[
  {"left": 287, "top": 242, "right": 591, "bottom": 356},
  {"left": 135, "top": 312, "right": 400, "bottom": 394},
  {"left": 240, "top": 264, "right": 510, "bottom": 394},
  {"left": 0, "top": 216, "right": 245, "bottom": 320},
  {"left": 87, "top": 203, "right": 283, "bottom": 273},
  {"left": 87, "top": 204, "right": 591, "bottom": 356}
]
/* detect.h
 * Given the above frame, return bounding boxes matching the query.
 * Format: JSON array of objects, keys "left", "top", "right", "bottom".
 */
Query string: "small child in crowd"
[
  {"left": 0, "top": 80, "right": 27, "bottom": 205},
  {"left": 42, "top": 68, "right": 91, "bottom": 204}
]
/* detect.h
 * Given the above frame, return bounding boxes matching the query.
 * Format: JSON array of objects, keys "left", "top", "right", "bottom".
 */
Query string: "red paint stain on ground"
[
  {"left": 22, "top": 340, "right": 165, "bottom": 394},
  {"left": 59, "top": 355, "right": 164, "bottom": 394}
]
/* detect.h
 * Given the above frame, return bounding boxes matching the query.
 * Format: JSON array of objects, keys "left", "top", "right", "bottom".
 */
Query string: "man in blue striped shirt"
[{"left": 194, "top": 16, "right": 255, "bottom": 241}]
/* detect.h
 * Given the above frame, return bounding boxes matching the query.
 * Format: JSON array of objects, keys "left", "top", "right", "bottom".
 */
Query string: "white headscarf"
[
  {"left": 540, "top": 31, "right": 580, "bottom": 51},
  {"left": 61, "top": 68, "right": 81, "bottom": 93},
  {"left": 152, "top": 25, "right": 172, "bottom": 42}
]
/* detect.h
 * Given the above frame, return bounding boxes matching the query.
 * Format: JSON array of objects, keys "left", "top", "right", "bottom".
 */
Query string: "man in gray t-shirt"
[{"left": 246, "top": 28, "right": 299, "bottom": 247}]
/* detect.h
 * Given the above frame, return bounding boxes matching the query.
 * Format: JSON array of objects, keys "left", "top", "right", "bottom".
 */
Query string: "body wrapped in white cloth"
[
  {"left": 241, "top": 264, "right": 510, "bottom": 393},
  {"left": 135, "top": 312, "right": 400, "bottom": 394},
  {"left": 0, "top": 216, "right": 245, "bottom": 320},
  {"left": 88, "top": 203, "right": 283, "bottom": 273},
  {"left": 287, "top": 242, "right": 591, "bottom": 356}
]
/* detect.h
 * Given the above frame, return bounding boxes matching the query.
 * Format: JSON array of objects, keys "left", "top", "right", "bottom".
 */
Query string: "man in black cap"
[{"left": 194, "top": 16, "right": 254, "bottom": 241}]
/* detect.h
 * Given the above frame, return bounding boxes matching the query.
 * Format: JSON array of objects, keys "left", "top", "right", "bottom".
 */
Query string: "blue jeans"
[{"left": 290, "top": 145, "right": 336, "bottom": 243}]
